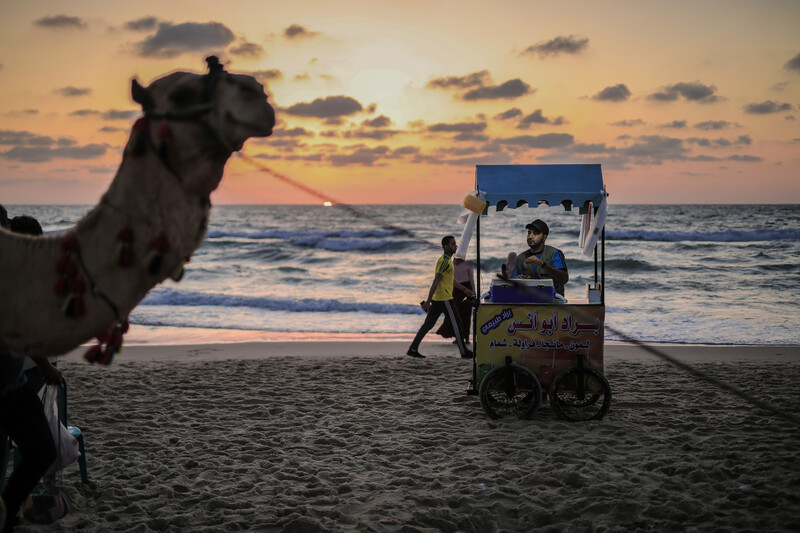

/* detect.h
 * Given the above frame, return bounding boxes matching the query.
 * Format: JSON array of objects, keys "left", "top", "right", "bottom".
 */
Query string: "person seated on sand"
[
  {"left": 1, "top": 213, "right": 67, "bottom": 532},
  {"left": 512, "top": 219, "right": 569, "bottom": 297},
  {"left": 0, "top": 205, "right": 9, "bottom": 229}
]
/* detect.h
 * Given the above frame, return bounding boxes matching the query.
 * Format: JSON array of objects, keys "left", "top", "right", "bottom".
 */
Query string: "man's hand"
[
  {"left": 34, "top": 358, "right": 62, "bottom": 386},
  {"left": 464, "top": 287, "right": 475, "bottom": 297},
  {"left": 421, "top": 301, "right": 431, "bottom": 312},
  {"left": 524, "top": 255, "right": 544, "bottom": 267}
]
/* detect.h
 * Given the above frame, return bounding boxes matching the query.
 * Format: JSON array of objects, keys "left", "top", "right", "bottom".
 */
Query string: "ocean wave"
[
  {"left": 205, "top": 228, "right": 405, "bottom": 252},
  {"left": 206, "top": 228, "right": 400, "bottom": 240},
  {"left": 606, "top": 228, "right": 800, "bottom": 243},
  {"left": 140, "top": 288, "right": 421, "bottom": 315}
]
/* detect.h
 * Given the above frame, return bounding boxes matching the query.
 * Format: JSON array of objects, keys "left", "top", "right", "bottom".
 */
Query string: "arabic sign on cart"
[{"left": 475, "top": 304, "right": 604, "bottom": 387}]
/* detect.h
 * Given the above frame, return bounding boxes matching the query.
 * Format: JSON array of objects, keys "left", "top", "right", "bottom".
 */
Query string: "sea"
[{"left": 7, "top": 204, "right": 800, "bottom": 346}]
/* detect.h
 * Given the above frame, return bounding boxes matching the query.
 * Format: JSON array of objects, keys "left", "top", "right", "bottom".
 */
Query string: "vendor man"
[{"left": 513, "top": 219, "right": 569, "bottom": 296}]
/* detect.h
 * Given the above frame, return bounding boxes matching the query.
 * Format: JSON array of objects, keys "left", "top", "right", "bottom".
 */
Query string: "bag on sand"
[{"left": 38, "top": 384, "right": 80, "bottom": 475}]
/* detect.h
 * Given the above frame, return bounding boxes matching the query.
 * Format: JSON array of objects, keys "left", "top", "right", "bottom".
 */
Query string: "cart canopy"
[{"left": 476, "top": 164, "right": 604, "bottom": 214}]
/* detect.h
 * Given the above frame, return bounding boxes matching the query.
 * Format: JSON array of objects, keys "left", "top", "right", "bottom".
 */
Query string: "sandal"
[{"left": 23, "top": 488, "right": 70, "bottom": 524}]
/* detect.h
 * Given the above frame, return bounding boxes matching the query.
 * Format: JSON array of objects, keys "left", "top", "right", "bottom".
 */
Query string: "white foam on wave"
[
  {"left": 607, "top": 228, "right": 800, "bottom": 243},
  {"left": 140, "top": 288, "right": 421, "bottom": 315}
]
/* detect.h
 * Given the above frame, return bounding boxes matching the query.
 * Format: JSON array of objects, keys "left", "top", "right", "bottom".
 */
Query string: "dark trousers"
[
  {"left": 410, "top": 299, "right": 469, "bottom": 357},
  {"left": 1, "top": 382, "right": 57, "bottom": 530}
]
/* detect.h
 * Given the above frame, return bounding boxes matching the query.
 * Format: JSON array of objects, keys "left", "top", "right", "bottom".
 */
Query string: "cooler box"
[{"left": 489, "top": 278, "right": 555, "bottom": 304}]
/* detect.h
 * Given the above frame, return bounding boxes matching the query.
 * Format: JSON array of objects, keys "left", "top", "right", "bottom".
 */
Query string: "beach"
[{"left": 12, "top": 341, "right": 800, "bottom": 532}]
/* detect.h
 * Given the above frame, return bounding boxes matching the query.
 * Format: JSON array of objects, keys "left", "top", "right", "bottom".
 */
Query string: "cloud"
[
  {"left": 345, "top": 130, "right": 402, "bottom": 141},
  {"left": 462, "top": 79, "right": 531, "bottom": 100},
  {"left": 491, "top": 133, "right": 574, "bottom": 150},
  {"left": 694, "top": 120, "right": 738, "bottom": 130},
  {"left": 0, "top": 130, "right": 50, "bottom": 146},
  {"left": 517, "top": 109, "right": 565, "bottom": 129},
  {"left": 592, "top": 84, "right": 631, "bottom": 102},
  {"left": 252, "top": 69, "right": 282, "bottom": 83},
  {"left": 453, "top": 132, "right": 489, "bottom": 142},
  {"left": 264, "top": 138, "right": 306, "bottom": 152},
  {"left": 427, "top": 122, "right": 486, "bottom": 134},
  {"left": 272, "top": 127, "right": 314, "bottom": 137},
  {"left": 1, "top": 144, "right": 106, "bottom": 163},
  {"left": 283, "top": 96, "right": 363, "bottom": 118},
  {"left": 328, "top": 145, "right": 390, "bottom": 166},
  {"left": 135, "top": 22, "right": 236, "bottom": 58},
  {"left": 522, "top": 35, "right": 589, "bottom": 58},
  {"left": 34, "top": 15, "right": 87, "bottom": 30},
  {"left": 362, "top": 116, "right": 391, "bottom": 128},
  {"left": 294, "top": 73, "right": 312, "bottom": 82},
  {"left": 620, "top": 135, "right": 689, "bottom": 164},
  {"left": 392, "top": 146, "right": 420, "bottom": 157},
  {"left": 69, "top": 109, "right": 139, "bottom": 120},
  {"left": 104, "top": 110, "right": 140, "bottom": 120},
  {"left": 784, "top": 52, "right": 800, "bottom": 73},
  {"left": 56, "top": 86, "right": 91, "bottom": 97},
  {"left": 124, "top": 17, "right": 159, "bottom": 31},
  {"left": 727, "top": 154, "right": 763, "bottom": 162},
  {"left": 686, "top": 136, "right": 750, "bottom": 148},
  {"left": 743, "top": 100, "right": 793, "bottom": 114},
  {"left": 229, "top": 41, "right": 264, "bottom": 58},
  {"left": 3, "top": 109, "right": 39, "bottom": 117},
  {"left": 284, "top": 24, "right": 318, "bottom": 39},
  {"left": 658, "top": 120, "right": 687, "bottom": 129},
  {"left": 648, "top": 82, "right": 721, "bottom": 103},
  {"left": 494, "top": 108, "right": 523, "bottom": 121},
  {"left": 610, "top": 119, "right": 645, "bottom": 127},
  {"left": 569, "top": 143, "right": 616, "bottom": 154},
  {"left": 427, "top": 71, "right": 491, "bottom": 89}
]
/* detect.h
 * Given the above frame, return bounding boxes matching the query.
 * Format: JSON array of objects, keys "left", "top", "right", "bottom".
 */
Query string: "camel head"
[{"left": 129, "top": 57, "right": 275, "bottom": 195}]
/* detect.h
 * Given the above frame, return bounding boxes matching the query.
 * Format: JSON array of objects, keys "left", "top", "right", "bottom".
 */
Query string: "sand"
[{"left": 9, "top": 342, "right": 800, "bottom": 532}]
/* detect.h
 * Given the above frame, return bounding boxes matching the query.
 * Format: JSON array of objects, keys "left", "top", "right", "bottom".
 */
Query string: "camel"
[{"left": 0, "top": 57, "right": 275, "bottom": 362}]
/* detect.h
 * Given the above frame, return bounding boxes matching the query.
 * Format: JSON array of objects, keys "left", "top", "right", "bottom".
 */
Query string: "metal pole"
[
  {"left": 471, "top": 214, "right": 480, "bottom": 393},
  {"left": 601, "top": 226, "right": 605, "bottom": 305}
]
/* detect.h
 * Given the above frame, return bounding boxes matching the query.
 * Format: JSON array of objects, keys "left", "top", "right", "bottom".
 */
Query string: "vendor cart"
[{"left": 469, "top": 164, "right": 611, "bottom": 422}]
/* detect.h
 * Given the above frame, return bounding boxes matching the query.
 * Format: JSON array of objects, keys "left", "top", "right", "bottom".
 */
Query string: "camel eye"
[{"left": 169, "top": 86, "right": 199, "bottom": 107}]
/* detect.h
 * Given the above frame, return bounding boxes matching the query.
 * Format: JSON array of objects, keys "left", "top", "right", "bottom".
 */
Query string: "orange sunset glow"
[{"left": 0, "top": 0, "right": 798, "bottom": 205}]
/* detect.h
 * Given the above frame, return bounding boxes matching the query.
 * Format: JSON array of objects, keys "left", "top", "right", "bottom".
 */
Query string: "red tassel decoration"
[
  {"left": 96, "top": 329, "right": 110, "bottom": 344},
  {"left": 147, "top": 234, "right": 171, "bottom": 274},
  {"left": 114, "top": 227, "right": 135, "bottom": 267},
  {"left": 53, "top": 276, "right": 69, "bottom": 296},
  {"left": 72, "top": 294, "right": 86, "bottom": 317},
  {"left": 84, "top": 344, "right": 102, "bottom": 363},
  {"left": 98, "top": 345, "right": 114, "bottom": 366},
  {"left": 157, "top": 123, "right": 172, "bottom": 139},
  {"left": 70, "top": 277, "right": 86, "bottom": 294},
  {"left": 61, "top": 235, "right": 79, "bottom": 252}
]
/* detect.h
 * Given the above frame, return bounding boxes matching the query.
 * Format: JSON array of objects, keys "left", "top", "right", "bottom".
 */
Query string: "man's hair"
[
  {"left": 441, "top": 235, "right": 455, "bottom": 249},
  {"left": 0, "top": 204, "right": 8, "bottom": 228},
  {"left": 9, "top": 215, "right": 43, "bottom": 236}
]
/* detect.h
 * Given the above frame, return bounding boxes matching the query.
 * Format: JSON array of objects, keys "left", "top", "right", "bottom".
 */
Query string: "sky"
[{"left": 0, "top": 0, "right": 798, "bottom": 205}]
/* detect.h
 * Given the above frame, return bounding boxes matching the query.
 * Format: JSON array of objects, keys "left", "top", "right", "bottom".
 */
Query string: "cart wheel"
[
  {"left": 549, "top": 365, "right": 611, "bottom": 422},
  {"left": 479, "top": 361, "right": 542, "bottom": 420}
]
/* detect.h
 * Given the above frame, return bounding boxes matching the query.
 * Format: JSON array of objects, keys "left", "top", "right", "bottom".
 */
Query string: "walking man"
[{"left": 407, "top": 236, "right": 474, "bottom": 359}]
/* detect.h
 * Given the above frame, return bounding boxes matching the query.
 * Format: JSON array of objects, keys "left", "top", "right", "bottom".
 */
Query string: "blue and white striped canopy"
[{"left": 475, "top": 164, "right": 604, "bottom": 214}]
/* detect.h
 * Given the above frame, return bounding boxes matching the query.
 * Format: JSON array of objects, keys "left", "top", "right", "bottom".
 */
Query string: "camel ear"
[{"left": 131, "top": 79, "right": 154, "bottom": 110}]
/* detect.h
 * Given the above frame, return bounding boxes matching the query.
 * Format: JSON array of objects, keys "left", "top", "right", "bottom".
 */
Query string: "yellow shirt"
[{"left": 432, "top": 254, "right": 454, "bottom": 301}]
